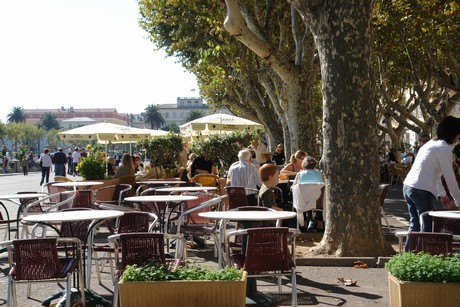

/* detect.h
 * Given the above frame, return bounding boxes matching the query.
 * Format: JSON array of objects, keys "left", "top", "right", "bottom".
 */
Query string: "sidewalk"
[{"left": 0, "top": 173, "right": 408, "bottom": 306}]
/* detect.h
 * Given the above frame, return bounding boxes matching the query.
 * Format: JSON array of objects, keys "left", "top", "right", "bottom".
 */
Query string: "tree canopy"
[{"left": 7, "top": 106, "right": 26, "bottom": 123}]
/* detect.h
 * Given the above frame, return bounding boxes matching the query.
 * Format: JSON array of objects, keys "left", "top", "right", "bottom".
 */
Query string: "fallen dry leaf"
[
  {"left": 353, "top": 260, "right": 368, "bottom": 268},
  {"left": 337, "top": 277, "right": 358, "bottom": 286}
]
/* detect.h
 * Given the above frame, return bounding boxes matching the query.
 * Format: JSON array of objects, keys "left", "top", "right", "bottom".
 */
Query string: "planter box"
[
  {"left": 388, "top": 273, "right": 460, "bottom": 307},
  {"left": 119, "top": 273, "right": 247, "bottom": 307}
]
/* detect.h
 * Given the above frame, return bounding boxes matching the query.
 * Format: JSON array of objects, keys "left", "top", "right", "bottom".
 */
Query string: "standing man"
[
  {"left": 226, "top": 149, "right": 263, "bottom": 206},
  {"left": 39, "top": 148, "right": 52, "bottom": 186},
  {"left": 114, "top": 152, "right": 121, "bottom": 167},
  {"left": 72, "top": 147, "right": 81, "bottom": 176},
  {"left": 52, "top": 148, "right": 67, "bottom": 176},
  {"left": 80, "top": 147, "right": 87, "bottom": 158}
]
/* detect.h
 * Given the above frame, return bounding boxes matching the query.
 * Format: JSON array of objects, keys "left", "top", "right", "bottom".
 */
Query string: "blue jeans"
[{"left": 403, "top": 184, "right": 436, "bottom": 251}]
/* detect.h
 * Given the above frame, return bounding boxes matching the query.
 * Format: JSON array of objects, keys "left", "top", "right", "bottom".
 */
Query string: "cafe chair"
[
  {"left": 108, "top": 232, "right": 174, "bottom": 307},
  {"left": 191, "top": 174, "right": 220, "bottom": 188},
  {"left": 170, "top": 194, "right": 224, "bottom": 259},
  {"left": 21, "top": 191, "right": 77, "bottom": 238},
  {"left": 93, "top": 184, "right": 132, "bottom": 208},
  {"left": 0, "top": 202, "right": 18, "bottom": 241},
  {"left": 224, "top": 186, "right": 258, "bottom": 210},
  {"left": 2, "top": 237, "right": 85, "bottom": 307},
  {"left": 226, "top": 227, "right": 298, "bottom": 307},
  {"left": 388, "top": 164, "right": 404, "bottom": 185},
  {"left": 92, "top": 211, "right": 158, "bottom": 284},
  {"left": 42, "top": 181, "right": 72, "bottom": 194},
  {"left": 432, "top": 216, "right": 460, "bottom": 249},
  {"left": 292, "top": 182, "right": 325, "bottom": 229},
  {"left": 379, "top": 184, "right": 391, "bottom": 231},
  {"left": 54, "top": 175, "right": 74, "bottom": 182},
  {"left": 407, "top": 231, "right": 453, "bottom": 255}
]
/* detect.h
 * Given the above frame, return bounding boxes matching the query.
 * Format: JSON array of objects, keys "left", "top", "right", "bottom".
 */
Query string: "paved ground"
[{"left": 0, "top": 171, "right": 408, "bottom": 306}]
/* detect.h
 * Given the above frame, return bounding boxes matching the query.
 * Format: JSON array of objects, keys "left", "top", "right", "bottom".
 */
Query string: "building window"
[
  {"left": 187, "top": 101, "right": 192, "bottom": 107},
  {"left": 194, "top": 101, "right": 199, "bottom": 107},
  {"left": 173, "top": 112, "right": 176, "bottom": 119},
  {"left": 180, "top": 101, "right": 185, "bottom": 107},
  {"left": 165, "top": 112, "right": 169, "bottom": 119}
]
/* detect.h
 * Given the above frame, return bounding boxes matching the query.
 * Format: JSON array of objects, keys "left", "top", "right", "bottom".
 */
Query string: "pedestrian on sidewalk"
[
  {"left": 39, "top": 148, "right": 52, "bottom": 186},
  {"left": 403, "top": 116, "right": 460, "bottom": 251},
  {"left": 21, "top": 156, "right": 28, "bottom": 175}
]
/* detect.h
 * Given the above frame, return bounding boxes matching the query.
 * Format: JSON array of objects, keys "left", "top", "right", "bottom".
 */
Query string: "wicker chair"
[
  {"left": 0, "top": 202, "right": 18, "bottom": 241},
  {"left": 432, "top": 216, "right": 460, "bottom": 249},
  {"left": 93, "top": 184, "right": 132, "bottom": 207},
  {"left": 192, "top": 174, "right": 220, "bottom": 188},
  {"left": 226, "top": 227, "right": 298, "bottom": 306},
  {"left": 92, "top": 211, "right": 158, "bottom": 284},
  {"left": 169, "top": 194, "right": 224, "bottom": 259},
  {"left": 3, "top": 237, "right": 85, "bottom": 307},
  {"left": 108, "top": 232, "right": 170, "bottom": 307},
  {"left": 407, "top": 231, "right": 453, "bottom": 255},
  {"left": 225, "top": 186, "right": 250, "bottom": 210},
  {"left": 54, "top": 175, "right": 74, "bottom": 182}
]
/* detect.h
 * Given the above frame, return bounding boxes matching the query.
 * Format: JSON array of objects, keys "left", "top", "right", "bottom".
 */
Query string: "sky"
[{"left": 0, "top": 0, "right": 199, "bottom": 123}]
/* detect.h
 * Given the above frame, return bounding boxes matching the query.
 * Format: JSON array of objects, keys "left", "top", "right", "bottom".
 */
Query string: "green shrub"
[
  {"left": 121, "top": 263, "right": 244, "bottom": 282},
  {"left": 385, "top": 252, "right": 460, "bottom": 282},
  {"left": 76, "top": 153, "right": 106, "bottom": 180}
]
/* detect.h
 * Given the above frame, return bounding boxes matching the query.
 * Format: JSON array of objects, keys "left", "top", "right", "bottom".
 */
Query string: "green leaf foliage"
[
  {"left": 190, "top": 131, "right": 258, "bottom": 172},
  {"left": 385, "top": 252, "right": 460, "bottom": 282},
  {"left": 121, "top": 263, "right": 244, "bottom": 282},
  {"left": 76, "top": 153, "right": 106, "bottom": 180},
  {"left": 137, "top": 133, "right": 183, "bottom": 170}
]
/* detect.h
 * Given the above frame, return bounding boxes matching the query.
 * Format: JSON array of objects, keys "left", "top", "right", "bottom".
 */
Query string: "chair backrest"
[
  {"left": 433, "top": 216, "right": 460, "bottom": 235},
  {"left": 54, "top": 176, "right": 74, "bottom": 182},
  {"left": 112, "top": 184, "right": 132, "bottom": 203},
  {"left": 244, "top": 227, "right": 293, "bottom": 272},
  {"left": 117, "top": 232, "right": 166, "bottom": 270},
  {"left": 59, "top": 208, "right": 91, "bottom": 242},
  {"left": 225, "top": 186, "right": 249, "bottom": 210},
  {"left": 117, "top": 212, "right": 154, "bottom": 234},
  {"left": 379, "top": 184, "right": 390, "bottom": 207},
  {"left": 72, "top": 190, "right": 94, "bottom": 208},
  {"left": 17, "top": 191, "right": 42, "bottom": 214},
  {"left": 407, "top": 231, "right": 453, "bottom": 255},
  {"left": 12, "top": 238, "right": 63, "bottom": 280},
  {"left": 182, "top": 192, "right": 216, "bottom": 224},
  {"left": 192, "top": 174, "right": 219, "bottom": 187}
]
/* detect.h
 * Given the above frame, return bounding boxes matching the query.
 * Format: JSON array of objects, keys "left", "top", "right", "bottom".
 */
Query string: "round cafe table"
[{"left": 155, "top": 186, "right": 218, "bottom": 193}]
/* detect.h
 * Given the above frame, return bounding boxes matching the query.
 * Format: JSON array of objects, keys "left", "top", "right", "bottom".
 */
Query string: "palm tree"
[
  {"left": 185, "top": 110, "right": 205, "bottom": 122},
  {"left": 40, "top": 112, "right": 60, "bottom": 130},
  {"left": 7, "top": 106, "right": 26, "bottom": 123},
  {"left": 143, "top": 104, "right": 165, "bottom": 129}
]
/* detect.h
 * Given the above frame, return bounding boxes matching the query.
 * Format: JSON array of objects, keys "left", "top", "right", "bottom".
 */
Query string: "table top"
[
  {"left": 124, "top": 195, "right": 198, "bottom": 202},
  {"left": 0, "top": 193, "right": 48, "bottom": 200},
  {"left": 278, "top": 179, "right": 289, "bottom": 184},
  {"left": 198, "top": 210, "right": 296, "bottom": 221},
  {"left": 156, "top": 186, "right": 218, "bottom": 193},
  {"left": 22, "top": 209, "right": 124, "bottom": 223},
  {"left": 428, "top": 210, "right": 460, "bottom": 219},
  {"left": 53, "top": 181, "right": 104, "bottom": 187},
  {"left": 137, "top": 181, "right": 185, "bottom": 185}
]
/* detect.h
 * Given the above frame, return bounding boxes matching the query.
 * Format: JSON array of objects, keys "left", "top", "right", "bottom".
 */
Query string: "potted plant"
[
  {"left": 118, "top": 263, "right": 247, "bottom": 307},
  {"left": 385, "top": 252, "right": 460, "bottom": 307}
]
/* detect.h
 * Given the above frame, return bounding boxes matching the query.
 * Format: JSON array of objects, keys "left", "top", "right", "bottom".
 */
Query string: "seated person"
[
  {"left": 138, "top": 160, "right": 164, "bottom": 180},
  {"left": 114, "top": 154, "right": 134, "bottom": 178},
  {"left": 190, "top": 155, "right": 217, "bottom": 177},
  {"left": 292, "top": 156, "right": 325, "bottom": 231},
  {"left": 280, "top": 150, "right": 308, "bottom": 178},
  {"left": 132, "top": 155, "right": 143, "bottom": 174},
  {"left": 258, "top": 163, "right": 282, "bottom": 210}
]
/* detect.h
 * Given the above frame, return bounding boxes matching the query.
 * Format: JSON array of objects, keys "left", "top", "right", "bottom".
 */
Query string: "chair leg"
[
  {"left": 381, "top": 207, "right": 391, "bottom": 231},
  {"left": 113, "top": 275, "right": 119, "bottom": 307},
  {"left": 66, "top": 273, "right": 71, "bottom": 307},
  {"left": 7, "top": 276, "right": 13, "bottom": 307},
  {"left": 26, "top": 283, "right": 31, "bottom": 297},
  {"left": 291, "top": 269, "right": 298, "bottom": 307}
]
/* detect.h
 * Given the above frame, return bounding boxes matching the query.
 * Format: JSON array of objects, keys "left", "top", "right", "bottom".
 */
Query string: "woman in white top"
[{"left": 403, "top": 116, "right": 460, "bottom": 250}]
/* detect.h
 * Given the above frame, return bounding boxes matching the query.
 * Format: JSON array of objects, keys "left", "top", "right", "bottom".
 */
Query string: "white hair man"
[{"left": 226, "top": 149, "right": 263, "bottom": 205}]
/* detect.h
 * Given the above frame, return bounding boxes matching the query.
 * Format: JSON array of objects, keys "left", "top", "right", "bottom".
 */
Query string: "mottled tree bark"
[{"left": 291, "top": 0, "right": 393, "bottom": 256}]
